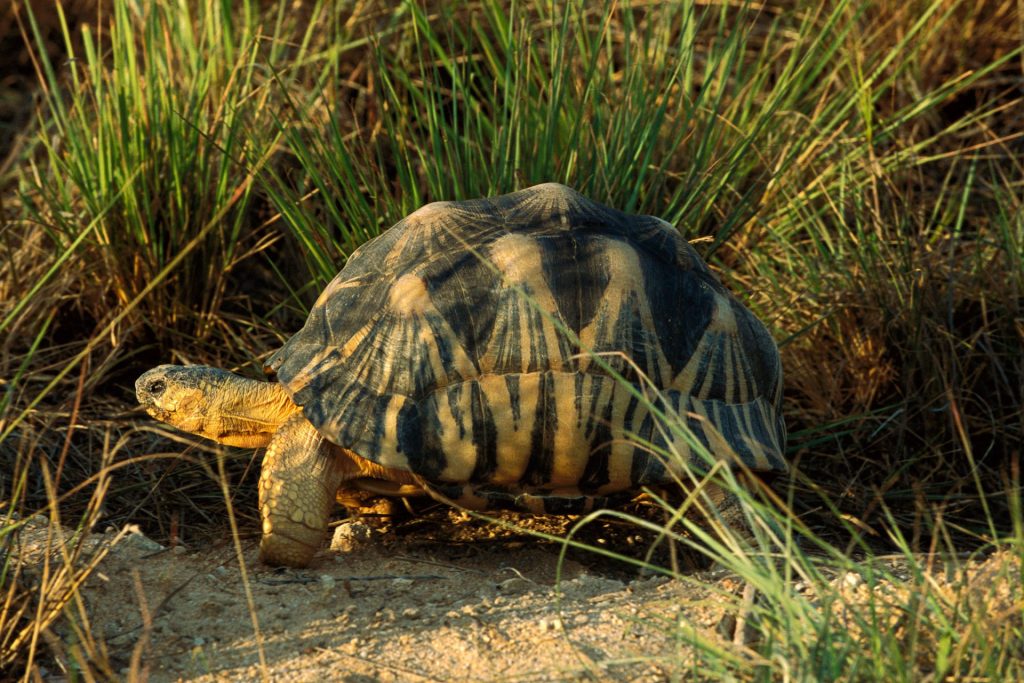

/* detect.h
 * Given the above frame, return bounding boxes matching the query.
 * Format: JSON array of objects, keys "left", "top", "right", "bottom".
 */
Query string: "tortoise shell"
[{"left": 266, "top": 184, "right": 785, "bottom": 511}]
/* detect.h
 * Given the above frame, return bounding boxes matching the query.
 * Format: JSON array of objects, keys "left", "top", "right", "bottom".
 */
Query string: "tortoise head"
[{"left": 136, "top": 364, "right": 297, "bottom": 447}]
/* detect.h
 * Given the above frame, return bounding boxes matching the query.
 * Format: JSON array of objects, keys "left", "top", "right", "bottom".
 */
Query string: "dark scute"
[
  {"left": 641, "top": 254, "right": 718, "bottom": 380},
  {"left": 310, "top": 219, "right": 404, "bottom": 292},
  {"left": 297, "top": 381, "right": 380, "bottom": 458},
  {"left": 395, "top": 399, "right": 422, "bottom": 457},
  {"left": 734, "top": 299, "right": 781, "bottom": 400},
  {"left": 505, "top": 374, "right": 521, "bottom": 424},
  {"left": 268, "top": 199, "right": 503, "bottom": 391},
  {"left": 627, "top": 392, "right": 671, "bottom": 485},
  {"left": 469, "top": 382, "right": 499, "bottom": 482},
  {"left": 420, "top": 248, "right": 497, "bottom": 373},
  {"left": 578, "top": 446, "right": 611, "bottom": 493},
  {"left": 573, "top": 373, "right": 585, "bottom": 427},
  {"left": 612, "top": 289, "right": 663, "bottom": 376},
  {"left": 711, "top": 403, "right": 746, "bottom": 459},
  {"left": 522, "top": 372, "right": 557, "bottom": 487},
  {"left": 630, "top": 445, "right": 669, "bottom": 486},
  {"left": 411, "top": 393, "right": 448, "bottom": 480},
  {"left": 701, "top": 335, "right": 731, "bottom": 400},
  {"left": 537, "top": 233, "right": 611, "bottom": 334},
  {"left": 578, "top": 377, "right": 616, "bottom": 492},
  {"left": 365, "top": 395, "right": 391, "bottom": 459},
  {"left": 446, "top": 382, "right": 466, "bottom": 439}
]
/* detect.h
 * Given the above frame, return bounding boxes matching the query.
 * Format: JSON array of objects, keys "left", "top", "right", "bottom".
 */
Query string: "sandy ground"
[
  {"left": 14, "top": 511, "right": 1023, "bottom": 681},
  {"left": 15, "top": 511, "right": 742, "bottom": 682}
]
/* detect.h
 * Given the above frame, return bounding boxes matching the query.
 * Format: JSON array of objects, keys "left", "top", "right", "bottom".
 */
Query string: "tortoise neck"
[{"left": 208, "top": 372, "right": 299, "bottom": 447}]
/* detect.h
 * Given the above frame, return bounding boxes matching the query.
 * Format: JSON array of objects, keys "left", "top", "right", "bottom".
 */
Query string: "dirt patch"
[{"left": 15, "top": 513, "right": 734, "bottom": 681}]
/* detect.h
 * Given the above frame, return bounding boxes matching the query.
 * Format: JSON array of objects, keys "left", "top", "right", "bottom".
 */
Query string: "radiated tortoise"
[{"left": 136, "top": 183, "right": 786, "bottom": 567}]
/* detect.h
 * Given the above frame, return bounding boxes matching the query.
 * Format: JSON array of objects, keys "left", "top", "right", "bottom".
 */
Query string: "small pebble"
[
  {"left": 841, "top": 572, "right": 864, "bottom": 589},
  {"left": 121, "top": 526, "right": 165, "bottom": 553},
  {"left": 402, "top": 607, "right": 420, "bottom": 620},
  {"left": 331, "top": 522, "right": 374, "bottom": 553},
  {"left": 538, "top": 617, "right": 563, "bottom": 632},
  {"left": 319, "top": 575, "right": 336, "bottom": 589}
]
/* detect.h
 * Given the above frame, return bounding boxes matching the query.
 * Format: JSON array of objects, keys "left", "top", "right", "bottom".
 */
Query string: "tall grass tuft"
[
  {"left": 15, "top": 0, "right": 273, "bottom": 358},
  {"left": 265, "top": 1, "right": 841, "bottom": 285}
]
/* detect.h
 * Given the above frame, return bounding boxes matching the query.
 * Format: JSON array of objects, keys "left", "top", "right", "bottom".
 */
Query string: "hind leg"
[
  {"left": 695, "top": 481, "right": 755, "bottom": 543},
  {"left": 678, "top": 466, "right": 781, "bottom": 549}
]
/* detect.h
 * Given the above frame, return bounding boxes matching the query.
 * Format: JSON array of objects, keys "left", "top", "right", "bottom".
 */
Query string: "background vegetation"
[{"left": 1, "top": 0, "right": 1021, "bottom": 679}]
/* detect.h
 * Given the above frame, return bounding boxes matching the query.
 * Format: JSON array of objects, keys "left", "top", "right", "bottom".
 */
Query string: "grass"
[{"left": 1, "top": 0, "right": 1022, "bottom": 679}]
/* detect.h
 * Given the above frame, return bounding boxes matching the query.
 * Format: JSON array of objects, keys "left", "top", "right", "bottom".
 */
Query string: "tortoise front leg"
[{"left": 258, "top": 413, "right": 345, "bottom": 567}]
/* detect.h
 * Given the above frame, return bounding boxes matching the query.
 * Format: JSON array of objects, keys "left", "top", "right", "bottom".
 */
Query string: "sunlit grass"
[{"left": 16, "top": 1, "right": 260, "bottom": 346}]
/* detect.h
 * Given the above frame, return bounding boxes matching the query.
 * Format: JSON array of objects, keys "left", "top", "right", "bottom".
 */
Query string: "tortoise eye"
[{"left": 147, "top": 379, "right": 166, "bottom": 397}]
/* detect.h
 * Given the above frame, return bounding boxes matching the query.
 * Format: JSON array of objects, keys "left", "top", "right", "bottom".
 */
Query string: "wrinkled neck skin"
[{"left": 136, "top": 365, "right": 299, "bottom": 448}]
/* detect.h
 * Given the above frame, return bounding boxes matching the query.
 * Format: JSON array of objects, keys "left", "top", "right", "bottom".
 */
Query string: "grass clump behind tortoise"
[{"left": 136, "top": 184, "right": 786, "bottom": 567}]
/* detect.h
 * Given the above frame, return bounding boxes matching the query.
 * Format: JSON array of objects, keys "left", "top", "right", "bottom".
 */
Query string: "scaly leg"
[
  {"left": 699, "top": 480, "right": 755, "bottom": 543},
  {"left": 258, "top": 413, "right": 345, "bottom": 567}
]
